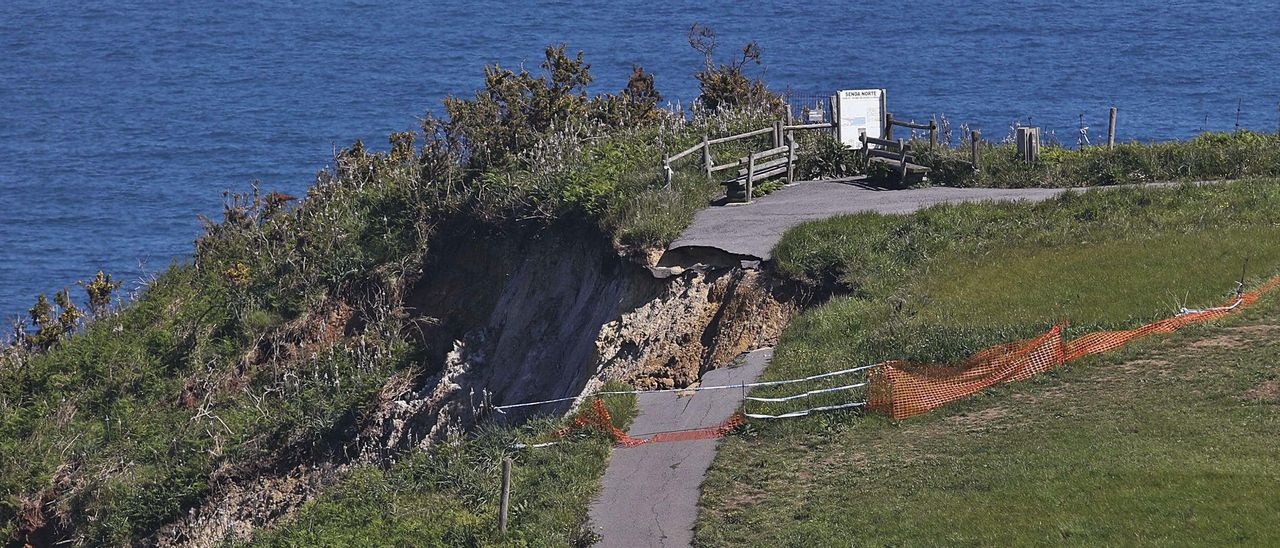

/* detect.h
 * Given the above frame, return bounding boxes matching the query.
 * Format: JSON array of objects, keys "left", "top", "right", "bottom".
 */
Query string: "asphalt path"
[
  {"left": 588, "top": 348, "right": 771, "bottom": 547},
  {"left": 668, "top": 180, "right": 1079, "bottom": 260},
  {"left": 597, "top": 180, "right": 1189, "bottom": 546}
]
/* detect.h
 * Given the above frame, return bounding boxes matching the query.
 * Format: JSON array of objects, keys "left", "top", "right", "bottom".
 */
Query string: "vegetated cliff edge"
[{"left": 140, "top": 220, "right": 796, "bottom": 546}]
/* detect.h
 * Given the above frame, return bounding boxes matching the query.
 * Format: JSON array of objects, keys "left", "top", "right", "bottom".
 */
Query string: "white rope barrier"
[
  {"left": 744, "top": 400, "right": 866, "bottom": 420},
  {"left": 744, "top": 381, "right": 867, "bottom": 403},
  {"left": 492, "top": 363, "right": 881, "bottom": 412},
  {"left": 1178, "top": 298, "right": 1243, "bottom": 316}
]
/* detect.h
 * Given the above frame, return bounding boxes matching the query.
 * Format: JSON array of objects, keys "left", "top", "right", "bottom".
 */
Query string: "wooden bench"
[
  {"left": 859, "top": 134, "right": 930, "bottom": 183},
  {"left": 720, "top": 134, "right": 796, "bottom": 203}
]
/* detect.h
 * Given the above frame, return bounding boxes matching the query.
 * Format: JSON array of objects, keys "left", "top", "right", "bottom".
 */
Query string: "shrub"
[
  {"left": 795, "top": 133, "right": 864, "bottom": 180},
  {"left": 687, "top": 23, "right": 785, "bottom": 115}
]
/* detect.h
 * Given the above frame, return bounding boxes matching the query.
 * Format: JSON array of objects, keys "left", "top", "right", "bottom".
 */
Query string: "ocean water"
[{"left": 3, "top": 1, "right": 1279, "bottom": 320}]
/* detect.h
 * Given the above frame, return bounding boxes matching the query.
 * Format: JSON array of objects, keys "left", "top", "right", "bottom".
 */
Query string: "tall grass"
[
  {"left": 252, "top": 390, "right": 636, "bottom": 546},
  {"left": 908, "top": 130, "right": 1280, "bottom": 188}
]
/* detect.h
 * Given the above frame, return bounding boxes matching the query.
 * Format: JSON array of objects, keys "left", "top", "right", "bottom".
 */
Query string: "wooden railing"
[
  {"left": 662, "top": 120, "right": 834, "bottom": 186},
  {"left": 723, "top": 137, "right": 796, "bottom": 203},
  {"left": 883, "top": 113, "right": 939, "bottom": 149},
  {"left": 859, "top": 133, "right": 929, "bottom": 182}
]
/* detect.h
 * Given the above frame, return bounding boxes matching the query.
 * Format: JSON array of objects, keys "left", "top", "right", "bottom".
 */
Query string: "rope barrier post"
[{"left": 499, "top": 457, "right": 512, "bottom": 535}]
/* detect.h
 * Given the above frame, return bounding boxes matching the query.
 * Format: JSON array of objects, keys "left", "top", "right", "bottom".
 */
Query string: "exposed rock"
[{"left": 145, "top": 222, "right": 800, "bottom": 546}]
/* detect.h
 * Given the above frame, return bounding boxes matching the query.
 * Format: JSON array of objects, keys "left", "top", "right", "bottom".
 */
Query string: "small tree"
[
  {"left": 443, "top": 43, "right": 596, "bottom": 172},
  {"left": 687, "top": 23, "right": 784, "bottom": 114},
  {"left": 593, "top": 65, "right": 666, "bottom": 127}
]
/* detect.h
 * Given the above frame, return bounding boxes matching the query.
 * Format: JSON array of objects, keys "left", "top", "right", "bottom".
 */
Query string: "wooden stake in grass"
[
  {"left": 970, "top": 130, "right": 981, "bottom": 171},
  {"left": 1108, "top": 107, "right": 1117, "bottom": 149},
  {"left": 500, "top": 457, "right": 512, "bottom": 535}
]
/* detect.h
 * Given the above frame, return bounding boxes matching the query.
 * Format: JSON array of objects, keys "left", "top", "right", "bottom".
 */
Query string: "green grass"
[
  {"left": 908, "top": 130, "right": 1280, "bottom": 188},
  {"left": 253, "top": 390, "right": 636, "bottom": 547},
  {"left": 698, "top": 299, "right": 1280, "bottom": 546},
  {"left": 912, "top": 226, "right": 1280, "bottom": 333},
  {"left": 698, "top": 180, "right": 1280, "bottom": 545}
]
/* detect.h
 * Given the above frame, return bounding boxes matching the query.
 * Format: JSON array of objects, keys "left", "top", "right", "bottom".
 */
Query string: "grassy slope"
[
  {"left": 253, "top": 391, "right": 636, "bottom": 547},
  {"left": 698, "top": 300, "right": 1280, "bottom": 546},
  {"left": 0, "top": 103, "right": 766, "bottom": 543},
  {"left": 697, "top": 180, "right": 1280, "bottom": 545}
]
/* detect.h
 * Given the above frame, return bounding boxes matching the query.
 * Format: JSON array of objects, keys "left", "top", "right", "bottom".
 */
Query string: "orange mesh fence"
[
  {"left": 868, "top": 325, "right": 1065, "bottom": 420},
  {"left": 869, "top": 274, "right": 1280, "bottom": 420},
  {"left": 564, "top": 398, "right": 744, "bottom": 448}
]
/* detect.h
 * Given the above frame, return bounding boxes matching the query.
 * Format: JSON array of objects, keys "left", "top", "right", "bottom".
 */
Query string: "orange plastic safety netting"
[
  {"left": 868, "top": 274, "right": 1280, "bottom": 420},
  {"left": 565, "top": 398, "right": 744, "bottom": 447}
]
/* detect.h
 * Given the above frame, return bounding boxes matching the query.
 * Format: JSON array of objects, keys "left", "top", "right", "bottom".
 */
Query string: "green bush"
[{"left": 795, "top": 133, "right": 864, "bottom": 181}]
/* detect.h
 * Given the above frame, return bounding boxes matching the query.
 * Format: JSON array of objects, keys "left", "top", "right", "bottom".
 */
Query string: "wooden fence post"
[
  {"left": 1107, "top": 106, "right": 1117, "bottom": 149},
  {"left": 929, "top": 116, "right": 938, "bottom": 149},
  {"left": 499, "top": 457, "right": 512, "bottom": 535},
  {"left": 884, "top": 112, "right": 895, "bottom": 141},
  {"left": 897, "top": 139, "right": 909, "bottom": 181},
  {"left": 701, "top": 135, "right": 711, "bottom": 178},
  {"left": 662, "top": 158, "right": 672, "bottom": 186},
  {"left": 746, "top": 154, "right": 756, "bottom": 203},
  {"left": 859, "top": 130, "right": 870, "bottom": 170},
  {"left": 786, "top": 132, "right": 796, "bottom": 185},
  {"left": 1016, "top": 126, "right": 1040, "bottom": 163},
  {"left": 773, "top": 120, "right": 783, "bottom": 148},
  {"left": 828, "top": 95, "right": 839, "bottom": 139},
  {"left": 970, "top": 130, "right": 981, "bottom": 171}
]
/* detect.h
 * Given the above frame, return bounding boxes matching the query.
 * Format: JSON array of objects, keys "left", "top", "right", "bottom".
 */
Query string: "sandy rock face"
[{"left": 594, "top": 268, "right": 795, "bottom": 390}]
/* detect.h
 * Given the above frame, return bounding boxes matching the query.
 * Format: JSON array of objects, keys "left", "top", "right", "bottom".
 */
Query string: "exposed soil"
[
  {"left": 141, "top": 222, "right": 800, "bottom": 546},
  {"left": 1242, "top": 380, "right": 1280, "bottom": 402}
]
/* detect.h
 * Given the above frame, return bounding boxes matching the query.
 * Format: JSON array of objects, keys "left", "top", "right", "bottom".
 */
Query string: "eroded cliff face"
[{"left": 151, "top": 223, "right": 798, "bottom": 546}]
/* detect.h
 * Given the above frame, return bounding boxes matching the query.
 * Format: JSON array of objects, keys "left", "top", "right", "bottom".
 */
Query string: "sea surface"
[{"left": 3, "top": 1, "right": 1279, "bottom": 320}]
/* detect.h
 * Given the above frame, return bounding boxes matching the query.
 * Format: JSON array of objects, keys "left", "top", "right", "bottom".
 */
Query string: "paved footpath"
[
  {"left": 588, "top": 348, "right": 771, "bottom": 547},
  {"left": 669, "top": 180, "right": 1086, "bottom": 260},
  {"left": 595, "top": 181, "right": 1190, "bottom": 546}
]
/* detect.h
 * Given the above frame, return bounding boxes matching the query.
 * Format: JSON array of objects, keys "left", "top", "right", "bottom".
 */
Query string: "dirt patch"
[
  {"left": 944, "top": 406, "right": 1011, "bottom": 431},
  {"left": 1241, "top": 380, "right": 1280, "bottom": 402},
  {"left": 1226, "top": 324, "right": 1280, "bottom": 336},
  {"left": 1189, "top": 334, "right": 1250, "bottom": 349}
]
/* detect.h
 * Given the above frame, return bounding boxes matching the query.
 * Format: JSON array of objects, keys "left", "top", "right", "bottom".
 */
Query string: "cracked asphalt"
[{"left": 588, "top": 348, "right": 771, "bottom": 547}]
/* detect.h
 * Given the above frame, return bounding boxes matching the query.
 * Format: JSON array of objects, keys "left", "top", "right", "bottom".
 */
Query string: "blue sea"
[{"left": 3, "top": 1, "right": 1279, "bottom": 320}]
